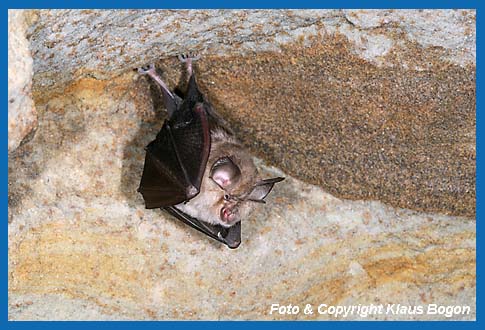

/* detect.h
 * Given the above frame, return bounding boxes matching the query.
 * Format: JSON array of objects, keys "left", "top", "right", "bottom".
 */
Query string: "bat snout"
[{"left": 220, "top": 206, "right": 237, "bottom": 225}]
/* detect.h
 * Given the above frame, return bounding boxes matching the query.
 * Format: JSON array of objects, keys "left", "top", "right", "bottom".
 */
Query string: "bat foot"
[
  {"left": 178, "top": 53, "right": 201, "bottom": 63},
  {"left": 178, "top": 53, "right": 200, "bottom": 78},
  {"left": 137, "top": 63, "right": 156, "bottom": 75},
  {"left": 137, "top": 64, "right": 174, "bottom": 100}
]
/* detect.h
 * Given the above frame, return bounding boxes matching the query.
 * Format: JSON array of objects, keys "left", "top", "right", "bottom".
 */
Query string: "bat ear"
[
  {"left": 210, "top": 157, "right": 241, "bottom": 189},
  {"left": 246, "top": 177, "right": 285, "bottom": 202}
]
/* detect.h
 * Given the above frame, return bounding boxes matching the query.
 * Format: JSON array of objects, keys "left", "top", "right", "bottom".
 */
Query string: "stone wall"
[
  {"left": 16, "top": 9, "right": 476, "bottom": 216},
  {"left": 8, "top": 10, "right": 37, "bottom": 152},
  {"left": 8, "top": 9, "right": 475, "bottom": 320}
]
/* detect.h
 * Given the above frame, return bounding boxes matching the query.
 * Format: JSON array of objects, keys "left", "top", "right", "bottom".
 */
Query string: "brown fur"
[{"left": 176, "top": 128, "right": 260, "bottom": 227}]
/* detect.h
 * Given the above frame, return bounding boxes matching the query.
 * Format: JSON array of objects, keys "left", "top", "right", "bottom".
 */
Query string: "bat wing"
[
  {"left": 138, "top": 100, "right": 211, "bottom": 208},
  {"left": 164, "top": 206, "right": 242, "bottom": 249}
]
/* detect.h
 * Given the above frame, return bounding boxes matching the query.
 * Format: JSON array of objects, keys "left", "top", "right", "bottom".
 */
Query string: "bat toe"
[{"left": 137, "top": 63, "right": 155, "bottom": 74}]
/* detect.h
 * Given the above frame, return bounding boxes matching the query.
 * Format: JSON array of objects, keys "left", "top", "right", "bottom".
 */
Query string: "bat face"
[{"left": 176, "top": 128, "right": 263, "bottom": 228}]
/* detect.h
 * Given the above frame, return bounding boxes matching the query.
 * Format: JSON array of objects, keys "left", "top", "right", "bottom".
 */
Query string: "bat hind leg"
[
  {"left": 137, "top": 63, "right": 174, "bottom": 99},
  {"left": 178, "top": 53, "right": 200, "bottom": 78}
]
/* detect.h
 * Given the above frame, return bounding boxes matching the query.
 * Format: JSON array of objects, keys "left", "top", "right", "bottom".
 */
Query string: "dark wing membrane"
[
  {"left": 168, "top": 102, "right": 210, "bottom": 197},
  {"left": 138, "top": 122, "right": 188, "bottom": 208},
  {"left": 138, "top": 76, "right": 211, "bottom": 209},
  {"left": 220, "top": 221, "right": 241, "bottom": 249},
  {"left": 164, "top": 206, "right": 242, "bottom": 249}
]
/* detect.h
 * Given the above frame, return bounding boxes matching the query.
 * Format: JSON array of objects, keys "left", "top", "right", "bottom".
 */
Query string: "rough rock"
[
  {"left": 8, "top": 70, "right": 475, "bottom": 321},
  {"left": 22, "top": 9, "right": 476, "bottom": 217},
  {"left": 8, "top": 9, "right": 476, "bottom": 320},
  {"left": 8, "top": 10, "right": 37, "bottom": 153},
  {"left": 341, "top": 9, "right": 475, "bottom": 66},
  {"left": 26, "top": 9, "right": 475, "bottom": 96}
]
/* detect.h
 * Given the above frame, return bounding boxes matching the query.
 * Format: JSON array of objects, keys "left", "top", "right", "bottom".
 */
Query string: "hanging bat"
[{"left": 137, "top": 54, "right": 284, "bottom": 249}]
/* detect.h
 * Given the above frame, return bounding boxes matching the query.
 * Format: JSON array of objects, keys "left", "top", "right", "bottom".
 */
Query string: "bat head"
[
  {"left": 209, "top": 156, "right": 284, "bottom": 227},
  {"left": 175, "top": 128, "right": 284, "bottom": 229}
]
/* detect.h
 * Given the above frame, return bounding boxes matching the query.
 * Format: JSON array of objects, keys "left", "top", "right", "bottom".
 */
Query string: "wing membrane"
[{"left": 164, "top": 206, "right": 242, "bottom": 249}]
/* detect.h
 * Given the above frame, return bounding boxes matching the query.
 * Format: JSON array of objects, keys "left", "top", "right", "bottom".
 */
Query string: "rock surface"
[
  {"left": 8, "top": 9, "right": 476, "bottom": 320},
  {"left": 8, "top": 10, "right": 37, "bottom": 152},
  {"left": 8, "top": 70, "right": 475, "bottom": 321},
  {"left": 22, "top": 9, "right": 476, "bottom": 217},
  {"left": 26, "top": 9, "right": 476, "bottom": 95}
]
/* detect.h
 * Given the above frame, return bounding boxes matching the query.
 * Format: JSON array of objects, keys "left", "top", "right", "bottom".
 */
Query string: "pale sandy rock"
[
  {"left": 8, "top": 10, "right": 476, "bottom": 319},
  {"left": 8, "top": 10, "right": 37, "bottom": 153},
  {"left": 25, "top": 9, "right": 475, "bottom": 97},
  {"left": 342, "top": 9, "right": 475, "bottom": 66},
  {"left": 8, "top": 72, "right": 475, "bottom": 320},
  {"left": 13, "top": 9, "right": 476, "bottom": 217}
]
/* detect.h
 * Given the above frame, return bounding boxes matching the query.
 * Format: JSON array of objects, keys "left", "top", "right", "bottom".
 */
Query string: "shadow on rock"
[
  {"left": 119, "top": 71, "right": 167, "bottom": 208},
  {"left": 8, "top": 100, "right": 87, "bottom": 222}
]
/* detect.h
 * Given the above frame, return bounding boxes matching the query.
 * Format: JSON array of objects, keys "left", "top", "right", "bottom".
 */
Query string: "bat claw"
[
  {"left": 137, "top": 63, "right": 156, "bottom": 75},
  {"left": 178, "top": 53, "right": 201, "bottom": 62},
  {"left": 178, "top": 53, "right": 200, "bottom": 79}
]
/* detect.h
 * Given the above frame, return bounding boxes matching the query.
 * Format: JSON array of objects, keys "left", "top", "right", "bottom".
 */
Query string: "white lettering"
[
  {"left": 269, "top": 304, "right": 300, "bottom": 315},
  {"left": 318, "top": 304, "right": 328, "bottom": 314},
  {"left": 427, "top": 304, "right": 471, "bottom": 318}
]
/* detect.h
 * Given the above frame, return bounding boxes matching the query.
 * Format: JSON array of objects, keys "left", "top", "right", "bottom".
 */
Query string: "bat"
[{"left": 137, "top": 54, "right": 284, "bottom": 249}]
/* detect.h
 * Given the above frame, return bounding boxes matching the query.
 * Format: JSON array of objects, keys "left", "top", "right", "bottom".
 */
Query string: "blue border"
[{"left": 4, "top": 0, "right": 481, "bottom": 329}]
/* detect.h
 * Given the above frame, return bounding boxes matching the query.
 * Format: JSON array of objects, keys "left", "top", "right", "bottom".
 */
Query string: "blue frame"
[{"left": 3, "top": 0, "right": 480, "bottom": 329}]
